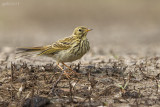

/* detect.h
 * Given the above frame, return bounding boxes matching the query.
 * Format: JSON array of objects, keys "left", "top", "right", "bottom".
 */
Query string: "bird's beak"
[{"left": 86, "top": 29, "right": 93, "bottom": 32}]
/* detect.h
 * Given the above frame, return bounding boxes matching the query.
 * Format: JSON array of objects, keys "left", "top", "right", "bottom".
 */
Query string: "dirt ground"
[
  {"left": 1, "top": 0, "right": 160, "bottom": 107},
  {"left": 0, "top": 47, "right": 160, "bottom": 107}
]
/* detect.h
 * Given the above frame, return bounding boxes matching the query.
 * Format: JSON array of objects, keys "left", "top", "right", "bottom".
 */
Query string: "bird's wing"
[{"left": 38, "top": 36, "right": 75, "bottom": 55}]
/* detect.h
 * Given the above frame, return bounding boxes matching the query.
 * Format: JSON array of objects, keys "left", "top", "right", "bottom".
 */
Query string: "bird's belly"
[
  {"left": 61, "top": 51, "right": 84, "bottom": 62},
  {"left": 53, "top": 49, "right": 86, "bottom": 62}
]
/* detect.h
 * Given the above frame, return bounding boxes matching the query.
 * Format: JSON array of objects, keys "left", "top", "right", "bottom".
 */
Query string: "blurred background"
[{"left": 0, "top": 0, "right": 160, "bottom": 54}]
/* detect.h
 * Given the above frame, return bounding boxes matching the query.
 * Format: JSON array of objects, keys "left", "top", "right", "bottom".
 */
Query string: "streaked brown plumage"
[{"left": 17, "top": 26, "right": 92, "bottom": 77}]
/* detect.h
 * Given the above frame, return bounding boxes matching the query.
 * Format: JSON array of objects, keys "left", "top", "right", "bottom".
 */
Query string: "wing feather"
[{"left": 38, "top": 36, "right": 75, "bottom": 55}]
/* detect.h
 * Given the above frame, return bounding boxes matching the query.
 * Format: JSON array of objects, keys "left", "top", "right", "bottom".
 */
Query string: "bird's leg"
[
  {"left": 61, "top": 62, "right": 79, "bottom": 76},
  {"left": 57, "top": 62, "right": 70, "bottom": 79}
]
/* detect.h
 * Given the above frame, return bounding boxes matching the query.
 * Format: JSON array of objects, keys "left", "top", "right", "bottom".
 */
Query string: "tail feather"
[{"left": 17, "top": 47, "right": 44, "bottom": 52}]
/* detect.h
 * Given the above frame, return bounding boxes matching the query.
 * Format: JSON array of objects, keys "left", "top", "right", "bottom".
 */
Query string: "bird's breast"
[
  {"left": 72, "top": 39, "right": 90, "bottom": 56},
  {"left": 56, "top": 39, "right": 90, "bottom": 62}
]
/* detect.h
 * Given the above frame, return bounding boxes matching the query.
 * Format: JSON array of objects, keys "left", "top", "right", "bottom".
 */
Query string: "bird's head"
[{"left": 73, "top": 26, "right": 92, "bottom": 38}]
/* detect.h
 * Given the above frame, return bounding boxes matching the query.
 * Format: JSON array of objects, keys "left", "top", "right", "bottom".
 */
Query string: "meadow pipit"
[{"left": 17, "top": 26, "right": 92, "bottom": 78}]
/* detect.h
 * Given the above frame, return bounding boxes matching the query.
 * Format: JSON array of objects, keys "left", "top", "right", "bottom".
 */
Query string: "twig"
[
  {"left": 31, "top": 86, "right": 34, "bottom": 97},
  {"left": 50, "top": 70, "right": 64, "bottom": 94},
  {"left": 155, "top": 77, "right": 159, "bottom": 93},
  {"left": 87, "top": 68, "right": 92, "bottom": 106},
  {"left": 68, "top": 80, "right": 73, "bottom": 103},
  {"left": 75, "top": 62, "right": 81, "bottom": 72},
  {"left": 11, "top": 62, "right": 14, "bottom": 82},
  {"left": 87, "top": 68, "right": 91, "bottom": 81}
]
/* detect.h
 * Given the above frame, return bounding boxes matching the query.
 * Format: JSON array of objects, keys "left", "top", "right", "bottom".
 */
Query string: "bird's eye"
[{"left": 78, "top": 29, "right": 82, "bottom": 32}]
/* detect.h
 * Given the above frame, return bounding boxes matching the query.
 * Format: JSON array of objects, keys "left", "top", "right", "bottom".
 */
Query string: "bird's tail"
[{"left": 17, "top": 46, "right": 45, "bottom": 52}]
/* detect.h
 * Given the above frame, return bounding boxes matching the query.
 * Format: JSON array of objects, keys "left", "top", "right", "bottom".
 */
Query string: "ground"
[
  {"left": 1, "top": 1, "right": 160, "bottom": 106},
  {"left": 0, "top": 47, "right": 160, "bottom": 107}
]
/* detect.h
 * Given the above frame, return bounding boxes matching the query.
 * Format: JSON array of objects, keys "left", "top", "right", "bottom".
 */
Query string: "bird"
[{"left": 17, "top": 26, "right": 92, "bottom": 78}]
